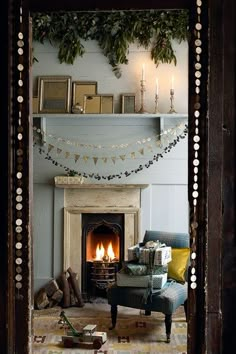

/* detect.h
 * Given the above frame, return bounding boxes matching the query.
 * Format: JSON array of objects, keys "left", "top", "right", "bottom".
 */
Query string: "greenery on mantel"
[{"left": 32, "top": 10, "right": 189, "bottom": 78}]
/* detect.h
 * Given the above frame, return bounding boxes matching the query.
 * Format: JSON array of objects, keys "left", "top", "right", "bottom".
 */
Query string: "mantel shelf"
[
  {"left": 33, "top": 113, "right": 188, "bottom": 119},
  {"left": 54, "top": 176, "right": 149, "bottom": 189}
]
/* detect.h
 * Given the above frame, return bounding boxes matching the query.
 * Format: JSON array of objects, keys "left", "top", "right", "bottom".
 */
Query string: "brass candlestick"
[
  {"left": 138, "top": 79, "right": 147, "bottom": 113},
  {"left": 168, "top": 88, "right": 177, "bottom": 113},
  {"left": 154, "top": 93, "right": 160, "bottom": 114}
]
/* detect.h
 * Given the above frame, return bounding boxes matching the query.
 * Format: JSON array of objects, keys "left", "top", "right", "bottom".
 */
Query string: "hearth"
[{"left": 81, "top": 213, "right": 124, "bottom": 299}]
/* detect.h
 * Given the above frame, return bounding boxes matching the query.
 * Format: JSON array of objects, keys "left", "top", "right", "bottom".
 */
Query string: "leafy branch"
[{"left": 32, "top": 10, "right": 189, "bottom": 78}]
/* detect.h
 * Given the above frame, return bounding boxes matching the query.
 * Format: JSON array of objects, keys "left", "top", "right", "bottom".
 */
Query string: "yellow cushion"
[{"left": 168, "top": 248, "right": 190, "bottom": 283}]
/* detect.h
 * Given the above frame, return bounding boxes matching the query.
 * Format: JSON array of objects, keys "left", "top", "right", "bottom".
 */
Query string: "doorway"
[{"left": 3, "top": 1, "right": 216, "bottom": 353}]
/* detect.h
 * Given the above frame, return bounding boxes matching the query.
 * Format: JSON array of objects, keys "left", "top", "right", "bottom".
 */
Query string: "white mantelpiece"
[
  {"left": 54, "top": 177, "right": 149, "bottom": 288},
  {"left": 54, "top": 176, "right": 149, "bottom": 190}
]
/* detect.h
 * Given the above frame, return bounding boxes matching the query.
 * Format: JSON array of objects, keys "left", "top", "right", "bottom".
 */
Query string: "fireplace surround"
[{"left": 54, "top": 177, "right": 149, "bottom": 292}]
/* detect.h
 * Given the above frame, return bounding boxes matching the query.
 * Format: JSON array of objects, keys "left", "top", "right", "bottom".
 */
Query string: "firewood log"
[
  {"left": 35, "top": 288, "right": 49, "bottom": 310},
  {"left": 60, "top": 272, "right": 70, "bottom": 308},
  {"left": 67, "top": 267, "right": 84, "bottom": 307}
]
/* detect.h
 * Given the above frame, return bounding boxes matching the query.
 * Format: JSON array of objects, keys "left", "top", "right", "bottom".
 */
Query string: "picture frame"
[
  {"left": 101, "top": 94, "right": 114, "bottom": 113},
  {"left": 84, "top": 94, "right": 101, "bottom": 113},
  {"left": 38, "top": 76, "right": 71, "bottom": 113},
  {"left": 121, "top": 93, "right": 136, "bottom": 113},
  {"left": 83, "top": 94, "right": 114, "bottom": 114},
  {"left": 72, "top": 81, "right": 97, "bottom": 108}
]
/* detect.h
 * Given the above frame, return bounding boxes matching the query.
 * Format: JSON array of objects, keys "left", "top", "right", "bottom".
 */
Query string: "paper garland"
[
  {"left": 33, "top": 121, "right": 186, "bottom": 150},
  {"left": 33, "top": 123, "right": 187, "bottom": 165},
  {"left": 33, "top": 125, "right": 188, "bottom": 180}
]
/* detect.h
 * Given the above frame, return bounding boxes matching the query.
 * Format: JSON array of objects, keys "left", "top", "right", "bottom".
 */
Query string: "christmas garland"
[
  {"left": 32, "top": 10, "right": 189, "bottom": 78},
  {"left": 33, "top": 121, "right": 186, "bottom": 152},
  {"left": 34, "top": 124, "right": 188, "bottom": 180}
]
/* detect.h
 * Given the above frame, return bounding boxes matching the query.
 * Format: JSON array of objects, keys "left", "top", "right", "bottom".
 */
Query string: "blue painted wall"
[{"left": 32, "top": 39, "right": 188, "bottom": 292}]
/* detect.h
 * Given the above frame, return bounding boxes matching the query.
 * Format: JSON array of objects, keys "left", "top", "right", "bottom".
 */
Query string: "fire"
[
  {"left": 107, "top": 241, "right": 115, "bottom": 260},
  {"left": 95, "top": 243, "right": 105, "bottom": 260},
  {"left": 95, "top": 241, "right": 115, "bottom": 261}
]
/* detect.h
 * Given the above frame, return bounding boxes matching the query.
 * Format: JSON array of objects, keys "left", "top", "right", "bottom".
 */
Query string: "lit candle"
[
  {"left": 142, "top": 63, "right": 145, "bottom": 81},
  {"left": 156, "top": 78, "right": 159, "bottom": 95},
  {"left": 171, "top": 76, "right": 174, "bottom": 90}
]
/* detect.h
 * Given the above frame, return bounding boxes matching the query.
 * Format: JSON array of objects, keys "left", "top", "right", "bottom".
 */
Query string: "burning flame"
[
  {"left": 95, "top": 242, "right": 105, "bottom": 260},
  {"left": 107, "top": 241, "right": 115, "bottom": 260},
  {"left": 95, "top": 241, "right": 115, "bottom": 261}
]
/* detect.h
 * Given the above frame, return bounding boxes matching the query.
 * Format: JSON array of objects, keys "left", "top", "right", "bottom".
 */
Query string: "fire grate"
[{"left": 90, "top": 261, "right": 119, "bottom": 291}]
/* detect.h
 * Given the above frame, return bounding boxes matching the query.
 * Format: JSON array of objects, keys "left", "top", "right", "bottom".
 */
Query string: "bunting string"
[
  {"left": 33, "top": 124, "right": 188, "bottom": 181},
  {"left": 33, "top": 121, "right": 187, "bottom": 150},
  {"left": 33, "top": 123, "right": 188, "bottom": 164}
]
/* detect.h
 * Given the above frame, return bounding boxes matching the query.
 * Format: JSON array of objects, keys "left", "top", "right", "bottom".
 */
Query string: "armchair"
[{"left": 107, "top": 230, "right": 189, "bottom": 343}]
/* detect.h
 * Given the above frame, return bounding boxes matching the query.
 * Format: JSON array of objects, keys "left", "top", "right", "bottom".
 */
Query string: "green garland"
[{"left": 32, "top": 10, "right": 189, "bottom": 78}]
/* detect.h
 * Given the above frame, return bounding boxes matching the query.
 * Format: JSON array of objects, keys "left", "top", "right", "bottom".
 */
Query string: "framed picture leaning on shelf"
[
  {"left": 38, "top": 76, "right": 71, "bottom": 113},
  {"left": 121, "top": 93, "right": 136, "bottom": 113},
  {"left": 84, "top": 94, "right": 101, "bottom": 113},
  {"left": 84, "top": 94, "right": 114, "bottom": 114},
  {"left": 72, "top": 81, "right": 97, "bottom": 109},
  {"left": 101, "top": 94, "right": 114, "bottom": 113}
]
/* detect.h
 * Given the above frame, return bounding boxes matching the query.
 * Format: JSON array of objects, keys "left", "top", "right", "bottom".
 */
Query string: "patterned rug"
[{"left": 33, "top": 305, "right": 187, "bottom": 354}]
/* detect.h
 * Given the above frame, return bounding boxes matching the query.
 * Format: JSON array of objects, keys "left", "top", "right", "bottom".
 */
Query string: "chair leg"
[
  {"left": 145, "top": 310, "right": 151, "bottom": 316},
  {"left": 165, "top": 314, "right": 172, "bottom": 343},
  {"left": 109, "top": 304, "right": 117, "bottom": 330}
]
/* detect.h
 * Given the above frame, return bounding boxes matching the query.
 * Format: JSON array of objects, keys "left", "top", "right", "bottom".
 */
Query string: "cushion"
[
  {"left": 168, "top": 248, "right": 190, "bottom": 283},
  {"left": 107, "top": 281, "right": 188, "bottom": 314}
]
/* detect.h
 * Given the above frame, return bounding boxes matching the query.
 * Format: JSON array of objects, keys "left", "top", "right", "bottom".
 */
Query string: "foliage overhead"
[{"left": 32, "top": 10, "right": 189, "bottom": 78}]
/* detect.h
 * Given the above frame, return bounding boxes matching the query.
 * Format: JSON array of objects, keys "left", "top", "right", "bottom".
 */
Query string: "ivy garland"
[
  {"left": 32, "top": 10, "right": 189, "bottom": 78},
  {"left": 34, "top": 124, "right": 188, "bottom": 181}
]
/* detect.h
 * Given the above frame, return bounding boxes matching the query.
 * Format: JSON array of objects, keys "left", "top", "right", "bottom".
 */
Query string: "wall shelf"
[
  {"left": 33, "top": 113, "right": 188, "bottom": 119},
  {"left": 32, "top": 113, "right": 188, "bottom": 145}
]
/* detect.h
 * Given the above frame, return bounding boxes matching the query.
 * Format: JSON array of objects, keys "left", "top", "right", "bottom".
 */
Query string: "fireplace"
[
  {"left": 82, "top": 213, "right": 124, "bottom": 299},
  {"left": 55, "top": 178, "right": 149, "bottom": 298}
]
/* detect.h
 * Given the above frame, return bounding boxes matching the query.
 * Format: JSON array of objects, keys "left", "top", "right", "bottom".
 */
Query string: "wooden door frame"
[{"left": 1, "top": 0, "right": 231, "bottom": 353}]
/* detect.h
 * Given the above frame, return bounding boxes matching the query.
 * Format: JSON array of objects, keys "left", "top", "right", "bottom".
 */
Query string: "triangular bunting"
[
  {"left": 93, "top": 157, "right": 98, "bottom": 165},
  {"left": 102, "top": 157, "right": 108, "bottom": 163},
  {"left": 111, "top": 157, "right": 116, "bottom": 164},
  {"left": 120, "top": 155, "right": 126, "bottom": 161},
  {"left": 130, "top": 152, "right": 136, "bottom": 159},
  {"left": 138, "top": 148, "right": 144, "bottom": 155},
  {"left": 74, "top": 154, "right": 80, "bottom": 163},
  {"left": 48, "top": 144, "right": 54, "bottom": 153},
  {"left": 83, "top": 156, "right": 89, "bottom": 162},
  {"left": 57, "top": 148, "right": 62, "bottom": 155},
  {"left": 65, "top": 151, "right": 70, "bottom": 159}
]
